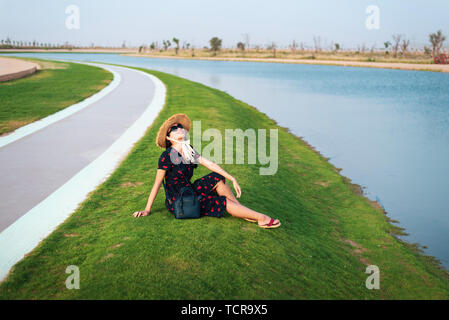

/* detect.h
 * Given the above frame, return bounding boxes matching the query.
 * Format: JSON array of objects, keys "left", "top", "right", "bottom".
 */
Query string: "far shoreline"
[
  {"left": 122, "top": 53, "right": 449, "bottom": 74},
  {"left": 1, "top": 49, "right": 449, "bottom": 73}
]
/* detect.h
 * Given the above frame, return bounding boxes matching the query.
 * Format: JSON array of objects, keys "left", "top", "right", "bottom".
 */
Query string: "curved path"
[{"left": 0, "top": 61, "right": 166, "bottom": 281}]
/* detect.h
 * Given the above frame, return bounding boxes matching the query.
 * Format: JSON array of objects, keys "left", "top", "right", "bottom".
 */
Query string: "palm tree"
[
  {"left": 162, "top": 40, "right": 171, "bottom": 51},
  {"left": 172, "top": 37, "right": 180, "bottom": 54},
  {"left": 334, "top": 43, "right": 340, "bottom": 52},
  {"left": 384, "top": 41, "right": 391, "bottom": 54}
]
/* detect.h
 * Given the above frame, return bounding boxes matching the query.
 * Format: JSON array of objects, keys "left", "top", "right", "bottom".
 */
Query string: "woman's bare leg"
[
  {"left": 213, "top": 180, "right": 279, "bottom": 225},
  {"left": 212, "top": 179, "right": 240, "bottom": 204}
]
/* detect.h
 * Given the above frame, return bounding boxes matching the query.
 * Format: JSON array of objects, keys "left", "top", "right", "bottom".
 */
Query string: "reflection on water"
[{"left": 2, "top": 52, "right": 449, "bottom": 268}]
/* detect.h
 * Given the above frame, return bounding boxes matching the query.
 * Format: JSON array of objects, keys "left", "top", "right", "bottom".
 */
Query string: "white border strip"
[
  {"left": 0, "top": 61, "right": 121, "bottom": 149},
  {"left": 0, "top": 65, "right": 166, "bottom": 282}
]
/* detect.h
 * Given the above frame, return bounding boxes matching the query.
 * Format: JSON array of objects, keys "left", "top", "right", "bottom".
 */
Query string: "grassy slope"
[
  {"left": 0, "top": 64, "right": 448, "bottom": 299},
  {"left": 0, "top": 57, "right": 113, "bottom": 135}
]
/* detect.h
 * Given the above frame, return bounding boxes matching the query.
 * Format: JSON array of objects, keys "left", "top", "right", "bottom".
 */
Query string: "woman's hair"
[
  {"left": 165, "top": 129, "right": 172, "bottom": 150},
  {"left": 165, "top": 137, "right": 172, "bottom": 150}
]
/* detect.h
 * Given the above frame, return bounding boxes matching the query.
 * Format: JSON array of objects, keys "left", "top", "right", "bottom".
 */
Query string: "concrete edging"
[{"left": 0, "top": 66, "right": 37, "bottom": 82}]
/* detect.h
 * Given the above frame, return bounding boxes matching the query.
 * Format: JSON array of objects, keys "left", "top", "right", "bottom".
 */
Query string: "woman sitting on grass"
[{"left": 132, "top": 113, "right": 281, "bottom": 228}]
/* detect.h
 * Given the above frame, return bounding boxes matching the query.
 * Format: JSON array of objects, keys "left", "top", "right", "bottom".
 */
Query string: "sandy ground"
[{"left": 0, "top": 57, "right": 41, "bottom": 81}]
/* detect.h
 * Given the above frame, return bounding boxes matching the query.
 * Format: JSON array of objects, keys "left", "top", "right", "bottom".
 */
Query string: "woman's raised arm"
[{"left": 196, "top": 155, "right": 242, "bottom": 198}]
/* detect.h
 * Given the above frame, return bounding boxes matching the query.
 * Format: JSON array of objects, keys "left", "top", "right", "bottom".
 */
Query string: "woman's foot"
[{"left": 258, "top": 214, "right": 280, "bottom": 228}]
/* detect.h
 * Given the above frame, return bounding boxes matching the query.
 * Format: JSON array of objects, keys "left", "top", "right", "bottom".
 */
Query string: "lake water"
[{"left": 2, "top": 52, "right": 449, "bottom": 268}]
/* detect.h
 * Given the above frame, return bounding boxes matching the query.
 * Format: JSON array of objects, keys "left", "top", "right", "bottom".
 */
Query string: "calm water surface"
[{"left": 2, "top": 52, "right": 449, "bottom": 268}]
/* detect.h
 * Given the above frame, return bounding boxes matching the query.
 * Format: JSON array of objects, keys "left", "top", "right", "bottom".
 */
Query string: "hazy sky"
[{"left": 1, "top": 0, "right": 448, "bottom": 49}]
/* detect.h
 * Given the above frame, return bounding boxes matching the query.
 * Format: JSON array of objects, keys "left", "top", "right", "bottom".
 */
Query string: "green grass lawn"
[
  {"left": 0, "top": 63, "right": 448, "bottom": 299},
  {"left": 0, "top": 57, "right": 113, "bottom": 135}
]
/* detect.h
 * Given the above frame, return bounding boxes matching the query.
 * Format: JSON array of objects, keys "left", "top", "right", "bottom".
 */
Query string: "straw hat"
[{"left": 156, "top": 113, "right": 191, "bottom": 148}]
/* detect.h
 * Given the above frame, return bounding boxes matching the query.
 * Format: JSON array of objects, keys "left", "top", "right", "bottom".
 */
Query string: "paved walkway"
[
  {"left": 0, "top": 63, "right": 156, "bottom": 232},
  {"left": 0, "top": 57, "right": 40, "bottom": 82}
]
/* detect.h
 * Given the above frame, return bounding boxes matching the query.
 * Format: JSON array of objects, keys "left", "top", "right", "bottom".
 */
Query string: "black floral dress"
[{"left": 157, "top": 146, "right": 228, "bottom": 218}]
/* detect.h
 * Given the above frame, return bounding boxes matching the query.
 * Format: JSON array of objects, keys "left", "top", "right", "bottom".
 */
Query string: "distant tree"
[
  {"left": 384, "top": 41, "right": 391, "bottom": 54},
  {"left": 313, "top": 36, "right": 321, "bottom": 52},
  {"left": 290, "top": 40, "right": 298, "bottom": 53},
  {"left": 334, "top": 43, "right": 340, "bottom": 52},
  {"left": 181, "top": 40, "right": 190, "bottom": 50},
  {"left": 400, "top": 39, "right": 410, "bottom": 57},
  {"left": 150, "top": 42, "right": 155, "bottom": 50},
  {"left": 429, "top": 30, "right": 446, "bottom": 57},
  {"left": 237, "top": 41, "right": 245, "bottom": 52},
  {"left": 209, "top": 37, "right": 222, "bottom": 55},
  {"left": 121, "top": 41, "right": 127, "bottom": 48},
  {"left": 266, "top": 41, "right": 277, "bottom": 57},
  {"left": 162, "top": 40, "right": 171, "bottom": 51},
  {"left": 242, "top": 33, "right": 250, "bottom": 52},
  {"left": 358, "top": 43, "right": 366, "bottom": 53},
  {"left": 172, "top": 37, "right": 180, "bottom": 54},
  {"left": 423, "top": 46, "right": 431, "bottom": 55},
  {"left": 392, "top": 34, "right": 402, "bottom": 57}
]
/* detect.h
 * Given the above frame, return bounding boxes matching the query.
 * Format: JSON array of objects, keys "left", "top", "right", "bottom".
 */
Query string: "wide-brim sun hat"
[{"left": 156, "top": 113, "right": 191, "bottom": 149}]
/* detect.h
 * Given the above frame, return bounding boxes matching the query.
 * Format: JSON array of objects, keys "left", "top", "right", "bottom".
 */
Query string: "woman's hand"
[
  {"left": 133, "top": 210, "right": 150, "bottom": 218},
  {"left": 231, "top": 177, "right": 242, "bottom": 198}
]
